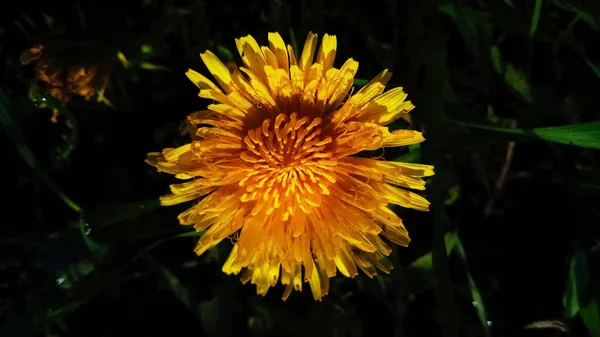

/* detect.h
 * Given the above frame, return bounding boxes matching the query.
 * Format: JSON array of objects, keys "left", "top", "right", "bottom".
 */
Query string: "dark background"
[{"left": 1, "top": 0, "right": 600, "bottom": 336}]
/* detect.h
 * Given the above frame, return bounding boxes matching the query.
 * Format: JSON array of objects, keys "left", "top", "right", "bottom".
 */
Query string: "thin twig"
[{"left": 484, "top": 120, "right": 516, "bottom": 217}]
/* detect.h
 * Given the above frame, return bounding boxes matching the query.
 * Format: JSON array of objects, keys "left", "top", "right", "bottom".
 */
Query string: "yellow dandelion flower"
[
  {"left": 147, "top": 32, "right": 434, "bottom": 301},
  {"left": 21, "top": 44, "right": 112, "bottom": 122}
]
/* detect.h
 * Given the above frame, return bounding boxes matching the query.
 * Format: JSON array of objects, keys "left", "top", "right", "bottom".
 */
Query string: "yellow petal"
[
  {"left": 299, "top": 32, "right": 318, "bottom": 74},
  {"left": 199, "top": 50, "right": 233, "bottom": 91},
  {"left": 382, "top": 129, "right": 424, "bottom": 147},
  {"left": 235, "top": 35, "right": 267, "bottom": 82},
  {"left": 261, "top": 46, "right": 279, "bottom": 69},
  {"left": 268, "top": 32, "right": 289, "bottom": 72},
  {"left": 185, "top": 68, "right": 222, "bottom": 92},
  {"left": 360, "top": 87, "right": 415, "bottom": 125},
  {"left": 316, "top": 34, "right": 337, "bottom": 71}
]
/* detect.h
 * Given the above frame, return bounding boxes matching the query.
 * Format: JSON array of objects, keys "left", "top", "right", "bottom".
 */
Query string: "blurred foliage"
[{"left": 1, "top": 0, "right": 600, "bottom": 336}]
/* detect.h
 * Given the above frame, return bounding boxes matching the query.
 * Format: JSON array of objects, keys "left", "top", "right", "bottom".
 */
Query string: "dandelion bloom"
[
  {"left": 21, "top": 44, "right": 111, "bottom": 122},
  {"left": 147, "top": 32, "right": 434, "bottom": 300}
]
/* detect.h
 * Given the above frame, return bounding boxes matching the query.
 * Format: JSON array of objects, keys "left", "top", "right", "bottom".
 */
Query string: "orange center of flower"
[{"left": 238, "top": 112, "right": 338, "bottom": 217}]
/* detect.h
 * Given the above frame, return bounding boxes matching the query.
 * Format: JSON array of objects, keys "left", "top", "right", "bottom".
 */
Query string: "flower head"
[
  {"left": 21, "top": 44, "right": 112, "bottom": 121},
  {"left": 147, "top": 32, "right": 434, "bottom": 300}
]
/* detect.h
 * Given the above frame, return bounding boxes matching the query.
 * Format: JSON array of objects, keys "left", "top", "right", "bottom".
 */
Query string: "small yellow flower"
[
  {"left": 21, "top": 44, "right": 111, "bottom": 122},
  {"left": 147, "top": 32, "right": 434, "bottom": 300}
]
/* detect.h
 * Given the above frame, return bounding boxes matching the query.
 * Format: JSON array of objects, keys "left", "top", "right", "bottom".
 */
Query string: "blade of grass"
[{"left": 529, "top": 0, "right": 543, "bottom": 37}]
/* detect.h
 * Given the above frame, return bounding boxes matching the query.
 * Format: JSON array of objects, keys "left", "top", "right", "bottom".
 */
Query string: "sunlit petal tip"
[{"left": 147, "top": 31, "right": 434, "bottom": 301}]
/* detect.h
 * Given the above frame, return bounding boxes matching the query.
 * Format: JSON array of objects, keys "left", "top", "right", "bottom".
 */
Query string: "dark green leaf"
[
  {"left": 440, "top": 4, "right": 492, "bottom": 59},
  {"left": 563, "top": 243, "right": 600, "bottom": 336},
  {"left": 215, "top": 45, "right": 234, "bottom": 61},
  {"left": 393, "top": 144, "right": 421, "bottom": 163},
  {"left": 452, "top": 120, "right": 600, "bottom": 149},
  {"left": 0, "top": 91, "right": 83, "bottom": 213},
  {"left": 141, "top": 44, "right": 153, "bottom": 54},
  {"left": 354, "top": 78, "right": 368, "bottom": 87},
  {"left": 552, "top": 0, "right": 600, "bottom": 32},
  {"left": 454, "top": 235, "right": 492, "bottom": 336},
  {"left": 406, "top": 232, "right": 458, "bottom": 296},
  {"left": 529, "top": 0, "right": 543, "bottom": 37},
  {"left": 198, "top": 287, "right": 237, "bottom": 337},
  {"left": 81, "top": 197, "right": 161, "bottom": 229},
  {"left": 490, "top": 46, "right": 533, "bottom": 103},
  {"left": 78, "top": 218, "right": 109, "bottom": 255},
  {"left": 143, "top": 254, "right": 202, "bottom": 316},
  {"left": 534, "top": 121, "right": 600, "bottom": 148},
  {"left": 563, "top": 244, "right": 589, "bottom": 317},
  {"left": 421, "top": 28, "right": 459, "bottom": 336},
  {"left": 583, "top": 57, "right": 600, "bottom": 80},
  {"left": 139, "top": 61, "right": 169, "bottom": 70},
  {"left": 580, "top": 300, "right": 600, "bottom": 337},
  {"left": 444, "top": 185, "right": 461, "bottom": 206}
]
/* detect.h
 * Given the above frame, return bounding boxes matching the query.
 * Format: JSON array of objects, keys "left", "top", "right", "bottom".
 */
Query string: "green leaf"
[
  {"left": 353, "top": 78, "right": 369, "bottom": 87},
  {"left": 552, "top": 0, "right": 600, "bottom": 33},
  {"left": 442, "top": 79, "right": 457, "bottom": 103},
  {"left": 143, "top": 254, "right": 202, "bottom": 317},
  {"left": 0, "top": 289, "right": 98, "bottom": 337},
  {"left": 355, "top": 275, "right": 389, "bottom": 301},
  {"left": 393, "top": 144, "right": 421, "bottom": 163},
  {"left": 77, "top": 217, "right": 109, "bottom": 256},
  {"left": 215, "top": 45, "right": 235, "bottom": 61},
  {"left": 288, "top": 29, "right": 300, "bottom": 61},
  {"left": 0, "top": 91, "right": 83, "bottom": 213},
  {"left": 490, "top": 46, "right": 533, "bottom": 103},
  {"left": 440, "top": 4, "right": 492, "bottom": 59},
  {"left": 407, "top": 232, "right": 458, "bottom": 296},
  {"left": 444, "top": 185, "right": 461, "bottom": 206},
  {"left": 529, "top": 0, "right": 543, "bottom": 37},
  {"left": 80, "top": 198, "right": 161, "bottom": 229},
  {"left": 139, "top": 62, "right": 169, "bottom": 70},
  {"left": 454, "top": 235, "right": 492, "bottom": 336},
  {"left": 420, "top": 29, "right": 459, "bottom": 337},
  {"left": 583, "top": 57, "right": 600, "bottom": 80},
  {"left": 452, "top": 120, "right": 600, "bottom": 149},
  {"left": 563, "top": 244, "right": 600, "bottom": 337},
  {"left": 563, "top": 244, "right": 590, "bottom": 317},
  {"left": 534, "top": 122, "right": 600, "bottom": 148},
  {"left": 408, "top": 231, "right": 492, "bottom": 335},
  {"left": 581, "top": 300, "right": 600, "bottom": 337},
  {"left": 198, "top": 285, "right": 239, "bottom": 337},
  {"left": 0, "top": 251, "right": 127, "bottom": 337},
  {"left": 42, "top": 13, "right": 54, "bottom": 29},
  {"left": 141, "top": 44, "right": 153, "bottom": 54}
]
